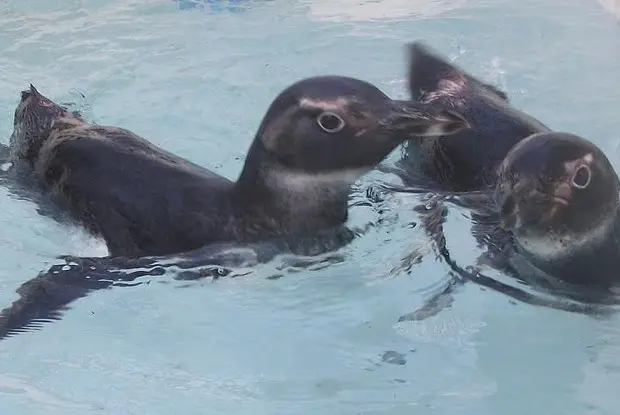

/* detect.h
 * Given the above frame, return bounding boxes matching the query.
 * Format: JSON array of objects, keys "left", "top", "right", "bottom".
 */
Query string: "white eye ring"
[
  {"left": 571, "top": 164, "right": 591, "bottom": 189},
  {"left": 317, "top": 112, "right": 345, "bottom": 133}
]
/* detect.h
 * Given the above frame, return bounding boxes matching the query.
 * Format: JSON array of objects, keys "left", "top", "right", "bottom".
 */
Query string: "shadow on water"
[{"left": 0, "top": 230, "right": 361, "bottom": 340}]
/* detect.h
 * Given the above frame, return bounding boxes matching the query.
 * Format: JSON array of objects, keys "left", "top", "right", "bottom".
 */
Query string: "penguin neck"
[
  {"left": 514, "top": 208, "right": 620, "bottom": 287},
  {"left": 231, "top": 139, "right": 358, "bottom": 239}
]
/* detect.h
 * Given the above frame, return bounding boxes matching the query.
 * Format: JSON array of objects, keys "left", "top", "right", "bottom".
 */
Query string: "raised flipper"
[{"left": 406, "top": 41, "right": 509, "bottom": 102}]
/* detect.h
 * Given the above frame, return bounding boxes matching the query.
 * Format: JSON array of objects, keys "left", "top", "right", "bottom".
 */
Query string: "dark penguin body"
[
  {"left": 494, "top": 132, "right": 620, "bottom": 289},
  {"left": 10, "top": 78, "right": 468, "bottom": 258},
  {"left": 394, "top": 41, "right": 551, "bottom": 192}
]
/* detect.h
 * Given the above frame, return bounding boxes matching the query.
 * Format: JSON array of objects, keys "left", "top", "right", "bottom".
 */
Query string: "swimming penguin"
[
  {"left": 391, "top": 41, "right": 551, "bottom": 192},
  {"left": 494, "top": 131, "right": 620, "bottom": 289},
  {"left": 9, "top": 77, "right": 468, "bottom": 258},
  {"left": 402, "top": 132, "right": 620, "bottom": 322}
]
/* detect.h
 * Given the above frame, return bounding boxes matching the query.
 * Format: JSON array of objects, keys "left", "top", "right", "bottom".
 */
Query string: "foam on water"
[{"left": 1, "top": 0, "right": 620, "bottom": 414}]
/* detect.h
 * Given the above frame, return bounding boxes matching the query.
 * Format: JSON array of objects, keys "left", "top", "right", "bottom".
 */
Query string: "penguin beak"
[
  {"left": 552, "top": 182, "right": 572, "bottom": 206},
  {"left": 381, "top": 100, "right": 470, "bottom": 137}
]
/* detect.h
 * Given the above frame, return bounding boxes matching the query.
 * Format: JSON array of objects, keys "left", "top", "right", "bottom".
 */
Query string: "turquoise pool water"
[{"left": 1, "top": 0, "right": 620, "bottom": 413}]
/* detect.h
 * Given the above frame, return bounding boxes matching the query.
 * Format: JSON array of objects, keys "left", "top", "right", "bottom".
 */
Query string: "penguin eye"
[
  {"left": 571, "top": 164, "right": 591, "bottom": 189},
  {"left": 317, "top": 112, "right": 345, "bottom": 133}
]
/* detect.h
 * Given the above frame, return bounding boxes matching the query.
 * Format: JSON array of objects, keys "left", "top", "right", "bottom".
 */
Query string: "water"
[{"left": 0, "top": 0, "right": 620, "bottom": 413}]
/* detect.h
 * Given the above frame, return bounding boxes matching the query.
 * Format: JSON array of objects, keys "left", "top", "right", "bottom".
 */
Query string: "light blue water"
[{"left": 1, "top": 0, "right": 620, "bottom": 414}]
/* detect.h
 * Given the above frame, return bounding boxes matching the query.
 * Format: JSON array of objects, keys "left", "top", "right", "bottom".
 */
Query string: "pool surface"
[{"left": 1, "top": 0, "right": 620, "bottom": 414}]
